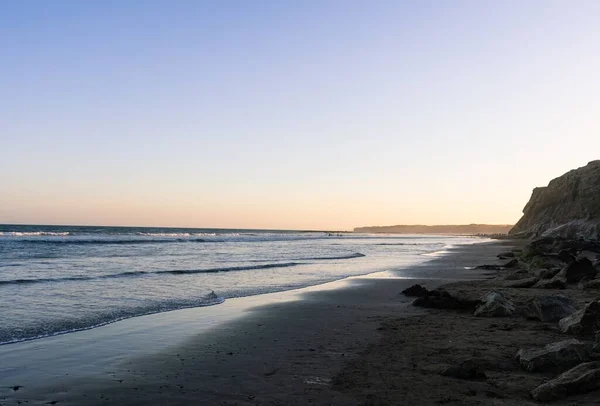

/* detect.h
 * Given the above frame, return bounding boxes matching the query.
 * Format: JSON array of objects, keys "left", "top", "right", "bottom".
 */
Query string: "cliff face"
[{"left": 510, "top": 160, "right": 600, "bottom": 239}]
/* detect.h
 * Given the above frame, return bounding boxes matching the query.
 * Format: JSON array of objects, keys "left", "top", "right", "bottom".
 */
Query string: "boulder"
[
  {"left": 502, "top": 277, "right": 539, "bottom": 288},
  {"left": 538, "top": 268, "right": 561, "bottom": 280},
  {"left": 523, "top": 296, "right": 577, "bottom": 322},
  {"left": 578, "top": 279, "right": 600, "bottom": 290},
  {"left": 593, "top": 331, "right": 600, "bottom": 353},
  {"left": 503, "top": 258, "right": 519, "bottom": 268},
  {"left": 474, "top": 292, "right": 515, "bottom": 317},
  {"left": 516, "top": 339, "right": 589, "bottom": 373},
  {"left": 562, "top": 258, "right": 597, "bottom": 283},
  {"left": 440, "top": 360, "right": 486, "bottom": 380},
  {"left": 531, "top": 361, "right": 600, "bottom": 401},
  {"left": 534, "top": 276, "right": 567, "bottom": 290},
  {"left": 559, "top": 301, "right": 600, "bottom": 335},
  {"left": 497, "top": 251, "right": 515, "bottom": 259},
  {"left": 401, "top": 284, "right": 429, "bottom": 297},
  {"left": 557, "top": 249, "right": 576, "bottom": 263},
  {"left": 412, "top": 290, "right": 480, "bottom": 311}
]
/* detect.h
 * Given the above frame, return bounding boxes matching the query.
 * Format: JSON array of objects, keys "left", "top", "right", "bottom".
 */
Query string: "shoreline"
[{"left": 1, "top": 240, "right": 512, "bottom": 405}]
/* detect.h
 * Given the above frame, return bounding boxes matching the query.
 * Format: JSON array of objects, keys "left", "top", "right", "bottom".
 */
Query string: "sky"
[{"left": 1, "top": 1, "right": 599, "bottom": 230}]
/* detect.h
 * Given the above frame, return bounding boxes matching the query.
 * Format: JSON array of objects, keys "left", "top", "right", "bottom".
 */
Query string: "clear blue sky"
[{"left": 1, "top": 1, "right": 599, "bottom": 229}]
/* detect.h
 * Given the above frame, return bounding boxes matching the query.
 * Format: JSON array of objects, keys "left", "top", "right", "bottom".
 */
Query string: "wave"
[
  {"left": 0, "top": 231, "right": 70, "bottom": 237},
  {"left": 0, "top": 262, "right": 302, "bottom": 286},
  {"left": 298, "top": 252, "right": 365, "bottom": 261},
  {"left": 12, "top": 238, "right": 209, "bottom": 245},
  {"left": 0, "top": 291, "right": 225, "bottom": 346},
  {"left": 374, "top": 243, "right": 420, "bottom": 246}
]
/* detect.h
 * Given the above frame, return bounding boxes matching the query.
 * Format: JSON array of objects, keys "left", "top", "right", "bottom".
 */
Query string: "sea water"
[{"left": 0, "top": 224, "right": 483, "bottom": 344}]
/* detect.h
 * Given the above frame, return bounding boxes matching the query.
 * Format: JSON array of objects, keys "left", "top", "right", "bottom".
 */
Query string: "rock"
[
  {"left": 593, "top": 331, "right": 600, "bottom": 353},
  {"left": 474, "top": 292, "right": 515, "bottom": 317},
  {"left": 502, "top": 277, "right": 539, "bottom": 288},
  {"left": 531, "top": 361, "right": 600, "bottom": 401},
  {"left": 516, "top": 339, "right": 589, "bottom": 373},
  {"left": 559, "top": 301, "right": 600, "bottom": 335},
  {"left": 440, "top": 360, "right": 486, "bottom": 380},
  {"left": 578, "top": 279, "right": 600, "bottom": 290},
  {"left": 558, "top": 249, "right": 576, "bottom": 263},
  {"left": 523, "top": 296, "right": 577, "bottom": 322},
  {"left": 401, "top": 284, "right": 429, "bottom": 297},
  {"left": 412, "top": 290, "right": 480, "bottom": 311},
  {"left": 509, "top": 160, "right": 600, "bottom": 240},
  {"left": 537, "top": 268, "right": 561, "bottom": 280},
  {"left": 503, "top": 258, "right": 519, "bottom": 268},
  {"left": 475, "top": 264, "right": 503, "bottom": 270},
  {"left": 497, "top": 251, "right": 515, "bottom": 259},
  {"left": 562, "top": 258, "right": 597, "bottom": 283},
  {"left": 533, "top": 276, "right": 567, "bottom": 289}
]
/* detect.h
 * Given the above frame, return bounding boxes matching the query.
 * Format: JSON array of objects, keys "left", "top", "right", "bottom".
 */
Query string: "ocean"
[{"left": 0, "top": 224, "right": 484, "bottom": 345}]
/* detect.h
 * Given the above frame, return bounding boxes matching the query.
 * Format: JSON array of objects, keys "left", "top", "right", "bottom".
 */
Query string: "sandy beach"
[{"left": 1, "top": 240, "right": 515, "bottom": 405}]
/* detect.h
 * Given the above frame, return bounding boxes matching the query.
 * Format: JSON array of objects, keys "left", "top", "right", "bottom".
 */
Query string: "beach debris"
[
  {"left": 523, "top": 295, "right": 577, "bottom": 322},
  {"left": 412, "top": 290, "right": 480, "bottom": 311},
  {"left": 12, "top": 385, "right": 22, "bottom": 391},
  {"left": 516, "top": 339, "right": 589, "bottom": 373},
  {"left": 533, "top": 276, "right": 567, "bottom": 289},
  {"left": 440, "top": 359, "right": 486, "bottom": 380},
  {"left": 401, "top": 284, "right": 429, "bottom": 297},
  {"left": 560, "top": 258, "right": 597, "bottom": 283},
  {"left": 502, "top": 277, "right": 539, "bottom": 289},
  {"left": 473, "top": 292, "right": 515, "bottom": 317},
  {"left": 559, "top": 300, "right": 600, "bottom": 335},
  {"left": 531, "top": 361, "right": 600, "bottom": 401}
]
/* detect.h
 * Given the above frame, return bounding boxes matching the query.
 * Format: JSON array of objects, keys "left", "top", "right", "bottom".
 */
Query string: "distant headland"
[{"left": 353, "top": 224, "right": 513, "bottom": 235}]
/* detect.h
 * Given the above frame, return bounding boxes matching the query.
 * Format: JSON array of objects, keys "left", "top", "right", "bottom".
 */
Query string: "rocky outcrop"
[
  {"left": 531, "top": 361, "right": 600, "bottom": 401},
  {"left": 516, "top": 339, "right": 589, "bottom": 373},
  {"left": 510, "top": 161, "right": 600, "bottom": 240}
]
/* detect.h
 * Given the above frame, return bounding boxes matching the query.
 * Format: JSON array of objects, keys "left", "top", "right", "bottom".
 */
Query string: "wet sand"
[{"left": 1, "top": 241, "right": 511, "bottom": 405}]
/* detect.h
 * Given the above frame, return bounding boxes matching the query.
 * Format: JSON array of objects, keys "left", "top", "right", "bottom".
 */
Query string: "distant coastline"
[{"left": 353, "top": 224, "right": 513, "bottom": 235}]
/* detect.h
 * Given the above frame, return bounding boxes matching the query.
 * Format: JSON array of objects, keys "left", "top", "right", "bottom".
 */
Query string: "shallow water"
[{"left": 0, "top": 224, "right": 484, "bottom": 344}]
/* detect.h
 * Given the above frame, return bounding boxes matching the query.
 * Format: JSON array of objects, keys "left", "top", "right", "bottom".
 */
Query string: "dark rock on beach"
[
  {"left": 502, "top": 277, "right": 539, "bottom": 288},
  {"left": 401, "top": 284, "right": 429, "bottom": 297},
  {"left": 503, "top": 258, "right": 519, "bottom": 268},
  {"left": 559, "top": 300, "right": 600, "bottom": 335},
  {"left": 473, "top": 292, "right": 515, "bottom": 317},
  {"left": 412, "top": 290, "right": 480, "bottom": 311},
  {"left": 561, "top": 258, "right": 597, "bottom": 283},
  {"left": 531, "top": 361, "right": 600, "bottom": 401},
  {"left": 516, "top": 339, "right": 589, "bottom": 373},
  {"left": 533, "top": 276, "right": 567, "bottom": 290},
  {"left": 497, "top": 251, "right": 515, "bottom": 259},
  {"left": 523, "top": 295, "right": 577, "bottom": 322}
]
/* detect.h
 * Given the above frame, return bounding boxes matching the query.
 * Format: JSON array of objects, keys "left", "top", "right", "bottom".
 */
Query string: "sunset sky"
[{"left": 2, "top": 1, "right": 599, "bottom": 230}]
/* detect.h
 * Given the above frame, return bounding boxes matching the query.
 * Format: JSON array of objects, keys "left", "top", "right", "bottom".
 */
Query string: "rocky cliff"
[{"left": 510, "top": 160, "right": 600, "bottom": 239}]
